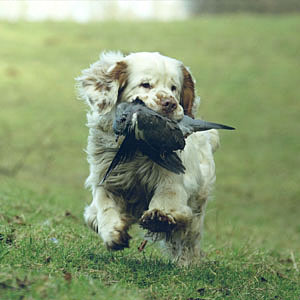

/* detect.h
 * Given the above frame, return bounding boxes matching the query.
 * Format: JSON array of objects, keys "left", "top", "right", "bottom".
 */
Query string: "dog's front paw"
[
  {"left": 139, "top": 209, "right": 176, "bottom": 232},
  {"left": 84, "top": 205, "right": 131, "bottom": 250},
  {"left": 84, "top": 204, "right": 99, "bottom": 233},
  {"left": 105, "top": 224, "right": 132, "bottom": 251}
]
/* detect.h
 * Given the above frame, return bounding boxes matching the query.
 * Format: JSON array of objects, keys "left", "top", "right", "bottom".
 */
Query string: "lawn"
[{"left": 0, "top": 15, "right": 300, "bottom": 299}]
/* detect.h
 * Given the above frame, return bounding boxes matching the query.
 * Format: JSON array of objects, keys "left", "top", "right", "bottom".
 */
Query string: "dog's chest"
[
  {"left": 104, "top": 153, "right": 160, "bottom": 201},
  {"left": 102, "top": 153, "right": 163, "bottom": 217}
]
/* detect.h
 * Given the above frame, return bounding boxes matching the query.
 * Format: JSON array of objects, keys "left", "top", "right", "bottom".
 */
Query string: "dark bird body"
[{"left": 101, "top": 99, "right": 234, "bottom": 183}]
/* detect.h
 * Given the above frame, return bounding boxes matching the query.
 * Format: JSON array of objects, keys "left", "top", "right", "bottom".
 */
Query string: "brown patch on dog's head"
[
  {"left": 110, "top": 61, "right": 128, "bottom": 93},
  {"left": 76, "top": 52, "right": 128, "bottom": 116},
  {"left": 181, "top": 67, "right": 195, "bottom": 118}
]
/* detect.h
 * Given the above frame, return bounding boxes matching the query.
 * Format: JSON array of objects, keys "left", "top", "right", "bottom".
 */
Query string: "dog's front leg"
[
  {"left": 140, "top": 174, "right": 192, "bottom": 232},
  {"left": 84, "top": 186, "right": 131, "bottom": 250}
]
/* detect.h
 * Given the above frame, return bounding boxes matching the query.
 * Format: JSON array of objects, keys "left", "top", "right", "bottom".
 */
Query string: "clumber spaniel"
[{"left": 77, "top": 52, "right": 220, "bottom": 265}]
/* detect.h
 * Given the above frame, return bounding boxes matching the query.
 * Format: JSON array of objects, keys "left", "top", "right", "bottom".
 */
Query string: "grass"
[{"left": 0, "top": 15, "right": 300, "bottom": 299}]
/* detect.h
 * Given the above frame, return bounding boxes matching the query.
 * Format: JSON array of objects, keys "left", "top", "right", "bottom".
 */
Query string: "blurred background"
[
  {"left": 1, "top": 0, "right": 300, "bottom": 21},
  {"left": 0, "top": 0, "right": 299, "bottom": 255}
]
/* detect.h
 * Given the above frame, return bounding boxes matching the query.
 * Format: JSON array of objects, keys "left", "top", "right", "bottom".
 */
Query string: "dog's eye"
[
  {"left": 140, "top": 83, "right": 151, "bottom": 89},
  {"left": 171, "top": 85, "right": 177, "bottom": 92}
]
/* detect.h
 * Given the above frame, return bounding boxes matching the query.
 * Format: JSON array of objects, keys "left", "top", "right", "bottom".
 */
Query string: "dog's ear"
[
  {"left": 180, "top": 66, "right": 196, "bottom": 118},
  {"left": 76, "top": 52, "right": 128, "bottom": 115}
]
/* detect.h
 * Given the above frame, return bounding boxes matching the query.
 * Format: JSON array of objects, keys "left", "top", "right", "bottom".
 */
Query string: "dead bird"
[{"left": 100, "top": 99, "right": 234, "bottom": 183}]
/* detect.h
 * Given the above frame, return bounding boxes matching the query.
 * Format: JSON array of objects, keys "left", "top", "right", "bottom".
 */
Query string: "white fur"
[{"left": 77, "top": 51, "right": 219, "bottom": 265}]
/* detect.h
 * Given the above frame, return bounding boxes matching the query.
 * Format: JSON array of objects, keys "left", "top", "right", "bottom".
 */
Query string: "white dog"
[{"left": 77, "top": 52, "right": 219, "bottom": 265}]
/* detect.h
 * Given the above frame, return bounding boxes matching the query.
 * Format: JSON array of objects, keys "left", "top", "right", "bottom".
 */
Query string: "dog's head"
[{"left": 77, "top": 51, "right": 198, "bottom": 120}]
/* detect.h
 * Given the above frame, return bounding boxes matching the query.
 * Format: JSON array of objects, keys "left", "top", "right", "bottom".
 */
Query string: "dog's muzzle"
[{"left": 160, "top": 97, "right": 177, "bottom": 114}]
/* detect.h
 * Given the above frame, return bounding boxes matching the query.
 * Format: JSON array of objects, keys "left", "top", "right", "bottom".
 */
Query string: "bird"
[{"left": 100, "top": 98, "right": 234, "bottom": 184}]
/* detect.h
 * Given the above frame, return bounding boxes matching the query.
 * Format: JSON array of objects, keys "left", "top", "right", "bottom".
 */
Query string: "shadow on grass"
[
  {"left": 85, "top": 250, "right": 222, "bottom": 285},
  {"left": 83, "top": 249, "right": 300, "bottom": 300}
]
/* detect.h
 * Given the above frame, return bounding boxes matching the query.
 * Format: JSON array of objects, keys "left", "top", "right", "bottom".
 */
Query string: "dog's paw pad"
[
  {"left": 139, "top": 209, "right": 176, "bottom": 232},
  {"left": 106, "top": 229, "right": 131, "bottom": 251}
]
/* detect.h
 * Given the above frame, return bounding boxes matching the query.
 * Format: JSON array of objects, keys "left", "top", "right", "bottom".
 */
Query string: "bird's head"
[{"left": 113, "top": 102, "right": 134, "bottom": 137}]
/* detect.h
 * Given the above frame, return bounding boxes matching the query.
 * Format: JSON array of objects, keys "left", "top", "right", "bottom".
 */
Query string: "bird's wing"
[
  {"left": 135, "top": 109, "right": 185, "bottom": 152},
  {"left": 138, "top": 140, "right": 185, "bottom": 174},
  {"left": 100, "top": 133, "right": 137, "bottom": 184}
]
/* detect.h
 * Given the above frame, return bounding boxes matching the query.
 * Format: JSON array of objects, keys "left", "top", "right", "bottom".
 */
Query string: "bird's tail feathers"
[{"left": 193, "top": 119, "right": 235, "bottom": 131}]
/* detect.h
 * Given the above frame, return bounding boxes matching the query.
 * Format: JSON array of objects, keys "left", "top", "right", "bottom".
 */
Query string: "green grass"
[{"left": 0, "top": 15, "right": 300, "bottom": 299}]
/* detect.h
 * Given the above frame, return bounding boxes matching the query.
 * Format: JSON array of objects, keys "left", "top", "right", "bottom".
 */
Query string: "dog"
[{"left": 76, "top": 51, "right": 220, "bottom": 265}]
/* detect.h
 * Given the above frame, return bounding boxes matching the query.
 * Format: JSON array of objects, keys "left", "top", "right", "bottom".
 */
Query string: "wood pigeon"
[{"left": 100, "top": 99, "right": 234, "bottom": 184}]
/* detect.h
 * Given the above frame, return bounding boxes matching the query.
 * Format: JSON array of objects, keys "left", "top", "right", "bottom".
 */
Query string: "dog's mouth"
[
  {"left": 133, "top": 97, "right": 183, "bottom": 121},
  {"left": 132, "top": 97, "right": 146, "bottom": 106},
  {"left": 160, "top": 107, "right": 184, "bottom": 121}
]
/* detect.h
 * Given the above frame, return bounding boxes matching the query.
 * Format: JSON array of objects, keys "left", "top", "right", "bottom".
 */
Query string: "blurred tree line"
[{"left": 188, "top": 0, "right": 300, "bottom": 14}]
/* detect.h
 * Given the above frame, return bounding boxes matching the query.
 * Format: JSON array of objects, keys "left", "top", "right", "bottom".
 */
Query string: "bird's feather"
[
  {"left": 135, "top": 111, "right": 185, "bottom": 152},
  {"left": 178, "top": 115, "right": 235, "bottom": 137},
  {"left": 100, "top": 132, "right": 137, "bottom": 184},
  {"left": 138, "top": 140, "right": 185, "bottom": 174}
]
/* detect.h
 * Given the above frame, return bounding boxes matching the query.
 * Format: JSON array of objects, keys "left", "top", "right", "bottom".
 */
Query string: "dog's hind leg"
[{"left": 163, "top": 198, "right": 207, "bottom": 266}]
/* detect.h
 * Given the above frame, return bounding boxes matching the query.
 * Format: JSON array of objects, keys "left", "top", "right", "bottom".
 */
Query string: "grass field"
[{"left": 0, "top": 15, "right": 300, "bottom": 299}]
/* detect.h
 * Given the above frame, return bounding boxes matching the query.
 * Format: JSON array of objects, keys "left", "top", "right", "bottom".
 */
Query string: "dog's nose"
[{"left": 161, "top": 97, "right": 177, "bottom": 113}]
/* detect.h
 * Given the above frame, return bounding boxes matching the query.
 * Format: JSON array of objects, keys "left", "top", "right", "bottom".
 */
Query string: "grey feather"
[{"left": 178, "top": 115, "right": 235, "bottom": 137}]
